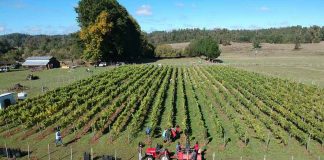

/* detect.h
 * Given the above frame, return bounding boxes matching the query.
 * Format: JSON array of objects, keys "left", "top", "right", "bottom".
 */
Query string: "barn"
[
  {"left": 22, "top": 56, "right": 60, "bottom": 69},
  {"left": 0, "top": 93, "right": 16, "bottom": 109}
]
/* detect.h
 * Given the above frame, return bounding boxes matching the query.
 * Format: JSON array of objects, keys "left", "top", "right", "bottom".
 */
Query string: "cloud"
[
  {"left": 175, "top": 2, "right": 185, "bottom": 8},
  {"left": 19, "top": 25, "right": 79, "bottom": 35},
  {"left": 0, "top": 0, "right": 28, "bottom": 9},
  {"left": 0, "top": 25, "right": 5, "bottom": 33},
  {"left": 259, "top": 6, "right": 270, "bottom": 12},
  {"left": 136, "top": 5, "right": 152, "bottom": 16}
]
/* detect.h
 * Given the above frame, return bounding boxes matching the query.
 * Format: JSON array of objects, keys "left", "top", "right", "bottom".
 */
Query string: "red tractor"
[
  {"left": 143, "top": 147, "right": 202, "bottom": 160},
  {"left": 143, "top": 147, "right": 171, "bottom": 160},
  {"left": 173, "top": 148, "right": 202, "bottom": 160}
]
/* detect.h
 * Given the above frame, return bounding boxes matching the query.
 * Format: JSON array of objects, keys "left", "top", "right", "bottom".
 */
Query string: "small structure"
[
  {"left": 22, "top": 56, "right": 60, "bottom": 69},
  {"left": 0, "top": 93, "right": 16, "bottom": 109},
  {"left": 17, "top": 92, "right": 27, "bottom": 100}
]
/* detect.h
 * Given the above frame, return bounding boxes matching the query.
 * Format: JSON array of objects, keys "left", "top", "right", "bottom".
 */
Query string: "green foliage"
[
  {"left": 147, "top": 26, "right": 324, "bottom": 45},
  {"left": 294, "top": 29, "right": 302, "bottom": 50},
  {"left": 307, "top": 25, "right": 321, "bottom": 43},
  {"left": 321, "top": 26, "right": 324, "bottom": 41},
  {"left": 76, "top": 0, "right": 154, "bottom": 62},
  {"left": 80, "top": 11, "right": 113, "bottom": 62},
  {"left": 185, "top": 37, "right": 221, "bottom": 59},
  {"left": 0, "top": 33, "right": 83, "bottom": 62},
  {"left": 253, "top": 38, "right": 262, "bottom": 49},
  {"left": 155, "top": 44, "right": 183, "bottom": 57},
  {"left": 0, "top": 39, "right": 12, "bottom": 54}
]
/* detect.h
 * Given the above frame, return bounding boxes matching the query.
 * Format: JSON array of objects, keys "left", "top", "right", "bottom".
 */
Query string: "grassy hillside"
[{"left": 0, "top": 65, "right": 323, "bottom": 159}]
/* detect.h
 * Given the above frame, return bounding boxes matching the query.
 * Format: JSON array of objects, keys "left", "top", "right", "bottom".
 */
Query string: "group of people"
[
  {"left": 176, "top": 141, "right": 200, "bottom": 160},
  {"left": 176, "top": 141, "right": 199, "bottom": 153},
  {"left": 162, "top": 125, "right": 181, "bottom": 142}
]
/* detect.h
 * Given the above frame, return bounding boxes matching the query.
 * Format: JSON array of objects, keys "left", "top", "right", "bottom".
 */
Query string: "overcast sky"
[{"left": 0, "top": 0, "right": 323, "bottom": 35}]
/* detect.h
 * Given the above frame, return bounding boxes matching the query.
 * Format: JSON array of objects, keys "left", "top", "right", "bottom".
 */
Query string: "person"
[
  {"left": 145, "top": 126, "right": 151, "bottom": 135},
  {"left": 185, "top": 139, "right": 190, "bottom": 152},
  {"left": 171, "top": 128, "right": 177, "bottom": 140},
  {"left": 166, "top": 128, "right": 171, "bottom": 142},
  {"left": 55, "top": 129, "right": 63, "bottom": 146},
  {"left": 162, "top": 128, "right": 167, "bottom": 142},
  {"left": 176, "top": 125, "right": 181, "bottom": 134},
  {"left": 190, "top": 150, "right": 197, "bottom": 160},
  {"left": 193, "top": 141, "right": 199, "bottom": 153},
  {"left": 176, "top": 142, "right": 181, "bottom": 153}
]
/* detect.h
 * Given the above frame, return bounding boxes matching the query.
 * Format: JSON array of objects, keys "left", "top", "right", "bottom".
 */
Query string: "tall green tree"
[
  {"left": 185, "top": 37, "right": 221, "bottom": 59},
  {"left": 76, "top": 0, "right": 153, "bottom": 62}
]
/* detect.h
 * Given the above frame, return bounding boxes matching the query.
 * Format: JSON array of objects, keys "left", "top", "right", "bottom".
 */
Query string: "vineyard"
[{"left": 0, "top": 65, "right": 323, "bottom": 159}]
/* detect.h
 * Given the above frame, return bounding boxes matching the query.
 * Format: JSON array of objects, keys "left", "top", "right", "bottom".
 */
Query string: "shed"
[
  {"left": 0, "top": 93, "right": 16, "bottom": 109},
  {"left": 22, "top": 56, "right": 60, "bottom": 69}
]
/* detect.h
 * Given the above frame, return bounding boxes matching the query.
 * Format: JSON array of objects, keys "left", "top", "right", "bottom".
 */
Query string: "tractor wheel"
[
  {"left": 144, "top": 155, "right": 154, "bottom": 160},
  {"left": 160, "top": 155, "right": 170, "bottom": 160}
]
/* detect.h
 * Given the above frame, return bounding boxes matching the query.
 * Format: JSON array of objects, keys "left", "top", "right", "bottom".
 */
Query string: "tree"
[
  {"left": 253, "top": 39, "right": 261, "bottom": 49},
  {"left": 308, "top": 25, "right": 321, "bottom": 43},
  {"left": 155, "top": 44, "right": 183, "bottom": 58},
  {"left": 321, "top": 27, "right": 324, "bottom": 41},
  {"left": 76, "top": 0, "right": 153, "bottom": 62},
  {"left": 80, "top": 11, "right": 113, "bottom": 62},
  {"left": 185, "top": 37, "right": 221, "bottom": 59},
  {"left": 294, "top": 28, "right": 302, "bottom": 50}
]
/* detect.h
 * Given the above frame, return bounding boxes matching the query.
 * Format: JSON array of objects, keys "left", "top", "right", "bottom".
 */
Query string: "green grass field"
[
  {"left": 0, "top": 65, "right": 323, "bottom": 160},
  {"left": 0, "top": 66, "right": 112, "bottom": 98}
]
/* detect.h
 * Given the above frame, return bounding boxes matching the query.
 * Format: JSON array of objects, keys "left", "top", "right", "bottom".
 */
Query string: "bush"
[
  {"left": 185, "top": 37, "right": 221, "bottom": 59},
  {"left": 155, "top": 44, "right": 183, "bottom": 58}
]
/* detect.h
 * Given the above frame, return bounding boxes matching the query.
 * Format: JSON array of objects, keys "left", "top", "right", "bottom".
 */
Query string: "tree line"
[
  {"left": 0, "top": 33, "right": 83, "bottom": 64},
  {"left": 1, "top": 23, "right": 324, "bottom": 63},
  {"left": 147, "top": 26, "right": 324, "bottom": 45}
]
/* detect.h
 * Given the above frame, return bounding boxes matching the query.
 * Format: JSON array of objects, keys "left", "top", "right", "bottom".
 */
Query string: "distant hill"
[
  {"left": 0, "top": 33, "right": 83, "bottom": 63},
  {"left": 1, "top": 26, "right": 323, "bottom": 63}
]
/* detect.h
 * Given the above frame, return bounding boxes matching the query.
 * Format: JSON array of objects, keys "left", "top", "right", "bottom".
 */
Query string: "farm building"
[
  {"left": 22, "top": 56, "right": 60, "bottom": 69},
  {"left": 0, "top": 93, "right": 16, "bottom": 109}
]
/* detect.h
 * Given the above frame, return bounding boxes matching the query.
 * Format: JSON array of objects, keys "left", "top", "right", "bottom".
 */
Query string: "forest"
[{"left": 1, "top": 25, "right": 324, "bottom": 63}]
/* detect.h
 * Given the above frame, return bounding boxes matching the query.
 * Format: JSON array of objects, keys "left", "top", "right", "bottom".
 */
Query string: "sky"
[{"left": 0, "top": 0, "right": 323, "bottom": 35}]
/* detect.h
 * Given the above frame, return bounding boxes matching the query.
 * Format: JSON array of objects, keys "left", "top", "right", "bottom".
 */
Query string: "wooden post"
[
  {"left": 28, "top": 143, "right": 30, "bottom": 160},
  {"left": 91, "top": 147, "right": 93, "bottom": 160},
  {"left": 48, "top": 144, "right": 50, "bottom": 160},
  {"left": 5, "top": 142, "right": 8, "bottom": 159},
  {"left": 114, "top": 149, "right": 117, "bottom": 160},
  {"left": 212, "top": 152, "right": 215, "bottom": 160},
  {"left": 263, "top": 155, "right": 266, "bottom": 160},
  {"left": 267, "top": 132, "right": 270, "bottom": 150},
  {"left": 291, "top": 155, "right": 294, "bottom": 160},
  {"left": 240, "top": 156, "right": 243, "bottom": 160},
  {"left": 307, "top": 135, "right": 311, "bottom": 151},
  {"left": 70, "top": 146, "right": 73, "bottom": 160}
]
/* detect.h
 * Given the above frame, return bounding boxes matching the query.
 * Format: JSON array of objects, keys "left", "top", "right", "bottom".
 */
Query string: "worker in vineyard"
[
  {"left": 55, "top": 128, "right": 63, "bottom": 146},
  {"left": 171, "top": 128, "right": 177, "bottom": 141},
  {"left": 166, "top": 128, "right": 171, "bottom": 142},
  {"left": 193, "top": 141, "right": 199, "bottom": 152},
  {"left": 185, "top": 138, "right": 190, "bottom": 152},
  {"left": 162, "top": 128, "right": 167, "bottom": 142},
  {"left": 176, "top": 125, "right": 181, "bottom": 133},
  {"left": 176, "top": 142, "right": 181, "bottom": 153},
  {"left": 145, "top": 126, "right": 151, "bottom": 136}
]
